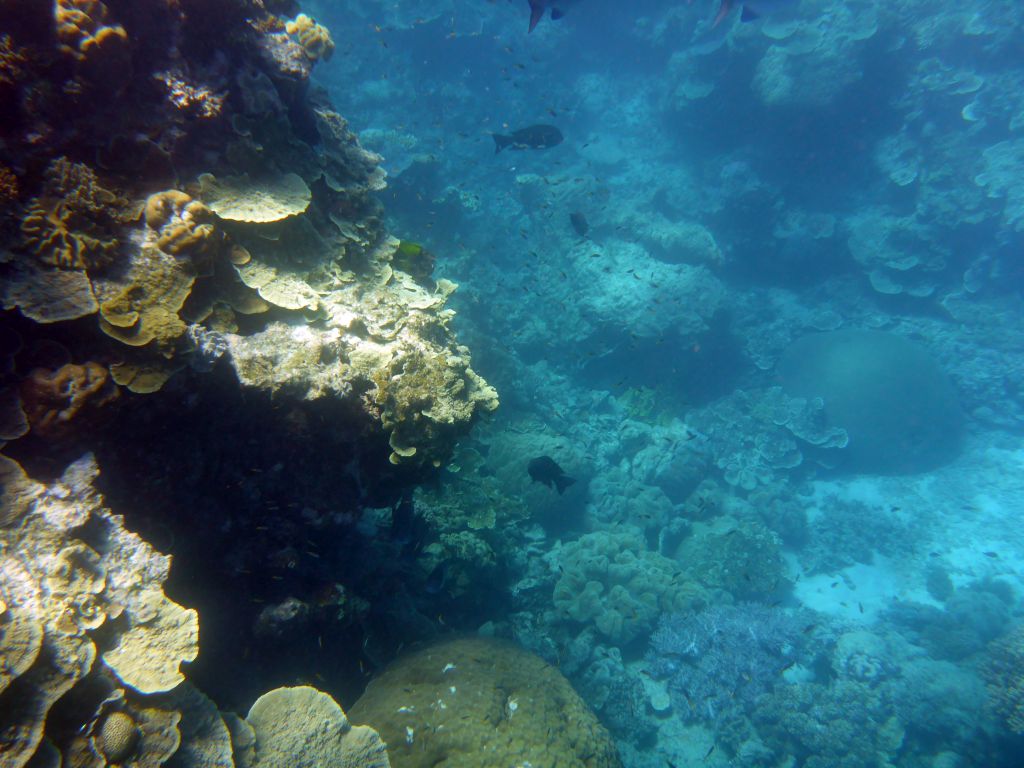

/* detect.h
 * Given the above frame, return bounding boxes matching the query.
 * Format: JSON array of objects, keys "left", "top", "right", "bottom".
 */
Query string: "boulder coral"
[{"left": 349, "top": 636, "right": 620, "bottom": 768}]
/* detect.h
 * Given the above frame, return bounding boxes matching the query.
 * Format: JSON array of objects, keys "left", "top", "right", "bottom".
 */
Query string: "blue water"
[{"left": 294, "top": 1, "right": 1024, "bottom": 765}]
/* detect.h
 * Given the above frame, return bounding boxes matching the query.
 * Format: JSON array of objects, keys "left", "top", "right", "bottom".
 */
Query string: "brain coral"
[
  {"left": 349, "top": 636, "right": 621, "bottom": 768},
  {"left": 777, "top": 330, "right": 964, "bottom": 473}
]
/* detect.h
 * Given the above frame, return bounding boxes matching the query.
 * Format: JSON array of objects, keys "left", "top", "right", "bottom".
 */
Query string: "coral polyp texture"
[
  {"left": 0, "top": 0, "right": 495, "bottom": 470},
  {"left": 349, "top": 636, "right": 620, "bottom": 768}
]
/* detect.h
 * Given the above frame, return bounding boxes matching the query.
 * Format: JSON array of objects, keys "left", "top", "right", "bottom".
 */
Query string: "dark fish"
[
  {"left": 425, "top": 562, "right": 447, "bottom": 594},
  {"left": 493, "top": 124, "right": 563, "bottom": 153},
  {"left": 528, "top": 456, "right": 576, "bottom": 495},
  {"left": 983, "top": 551, "right": 999, "bottom": 558},
  {"left": 569, "top": 211, "right": 588, "bottom": 237},
  {"left": 713, "top": 0, "right": 797, "bottom": 27},
  {"left": 527, "top": 0, "right": 582, "bottom": 33},
  {"left": 703, "top": 744, "right": 716, "bottom": 760},
  {"left": 390, "top": 494, "right": 417, "bottom": 546}
]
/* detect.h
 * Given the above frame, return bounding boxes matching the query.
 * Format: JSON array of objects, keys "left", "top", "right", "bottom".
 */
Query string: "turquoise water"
[{"left": 2, "top": 1, "right": 1023, "bottom": 767}]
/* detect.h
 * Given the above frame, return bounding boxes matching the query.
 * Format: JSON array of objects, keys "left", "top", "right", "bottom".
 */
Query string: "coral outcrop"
[{"left": 0, "top": 0, "right": 495, "bottom": 471}]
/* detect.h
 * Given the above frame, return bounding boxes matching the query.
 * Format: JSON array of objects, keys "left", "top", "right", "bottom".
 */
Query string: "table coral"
[
  {"left": 349, "top": 636, "right": 620, "bottom": 768},
  {"left": 238, "top": 686, "right": 389, "bottom": 768}
]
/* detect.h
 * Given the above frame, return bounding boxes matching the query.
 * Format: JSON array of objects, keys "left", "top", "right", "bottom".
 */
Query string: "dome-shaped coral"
[{"left": 349, "top": 636, "right": 622, "bottom": 768}]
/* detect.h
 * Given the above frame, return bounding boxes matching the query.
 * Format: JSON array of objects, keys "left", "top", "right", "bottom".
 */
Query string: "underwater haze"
[{"left": 2, "top": 0, "right": 1024, "bottom": 767}]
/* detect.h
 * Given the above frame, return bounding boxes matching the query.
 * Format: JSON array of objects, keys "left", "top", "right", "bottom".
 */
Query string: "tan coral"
[
  {"left": 349, "top": 637, "right": 620, "bottom": 768},
  {"left": 20, "top": 158, "right": 128, "bottom": 272},
  {"left": 55, "top": 0, "right": 132, "bottom": 87},
  {"left": 198, "top": 172, "right": 311, "bottom": 224},
  {"left": 19, "top": 362, "right": 120, "bottom": 440},
  {"left": 0, "top": 163, "right": 18, "bottom": 207},
  {"left": 66, "top": 686, "right": 183, "bottom": 768},
  {"left": 95, "top": 245, "right": 196, "bottom": 352},
  {"left": 0, "top": 455, "right": 198, "bottom": 766},
  {"left": 285, "top": 14, "right": 335, "bottom": 62},
  {"left": 239, "top": 686, "right": 389, "bottom": 768},
  {"left": 144, "top": 190, "right": 222, "bottom": 260}
]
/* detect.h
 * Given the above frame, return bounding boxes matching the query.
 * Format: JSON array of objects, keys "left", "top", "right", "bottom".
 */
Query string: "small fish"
[
  {"left": 493, "top": 124, "right": 563, "bottom": 153},
  {"left": 703, "top": 744, "right": 716, "bottom": 760},
  {"left": 858, "top": 602, "right": 864, "bottom": 613},
  {"left": 569, "top": 211, "right": 589, "bottom": 238},
  {"left": 983, "top": 551, "right": 999, "bottom": 558},
  {"left": 527, "top": 455, "right": 577, "bottom": 495},
  {"left": 425, "top": 562, "right": 447, "bottom": 594}
]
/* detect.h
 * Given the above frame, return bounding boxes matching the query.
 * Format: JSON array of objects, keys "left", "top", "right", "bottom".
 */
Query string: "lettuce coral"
[
  {"left": 18, "top": 362, "right": 119, "bottom": 439},
  {"left": 285, "top": 14, "right": 335, "bottom": 62},
  {"left": 0, "top": 454, "right": 198, "bottom": 766},
  {"left": 19, "top": 158, "right": 128, "bottom": 272},
  {"left": 55, "top": 0, "right": 132, "bottom": 88}
]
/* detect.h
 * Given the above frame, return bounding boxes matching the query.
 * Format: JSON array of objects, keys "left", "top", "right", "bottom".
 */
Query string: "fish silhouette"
[
  {"left": 493, "top": 124, "right": 564, "bottom": 153},
  {"left": 528, "top": 456, "right": 576, "bottom": 495}
]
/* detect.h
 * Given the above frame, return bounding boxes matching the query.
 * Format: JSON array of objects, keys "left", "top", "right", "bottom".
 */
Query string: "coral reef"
[
  {"left": 18, "top": 362, "right": 119, "bottom": 439},
  {"left": 236, "top": 686, "right": 389, "bottom": 768},
  {"left": 0, "top": 0, "right": 494, "bottom": 473},
  {"left": 648, "top": 603, "right": 809, "bottom": 724},
  {"left": 983, "top": 623, "right": 1024, "bottom": 734},
  {"left": 348, "top": 636, "right": 621, "bottom": 768},
  {"left": 552, "top": 529, "right": 706, "bottom": 645},
  {"left": 0, "top": 454, "right": 197, "bottom": 766}
]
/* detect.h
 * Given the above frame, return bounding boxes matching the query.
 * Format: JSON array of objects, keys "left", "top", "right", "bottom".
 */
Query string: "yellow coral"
[
  {"left": 56, "top": 0, "right": 132, "bottom": 85},
  {"left": 0, "top": 164, "right": 18, "bottom": 208},
  {"left": 144, "top": 190, "right": 221, "bottom": 259},
  {"left": 285, "top": 14, "right": 335, "bottom": 62}
]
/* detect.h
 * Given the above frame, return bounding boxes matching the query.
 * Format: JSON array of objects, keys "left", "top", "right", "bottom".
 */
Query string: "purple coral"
[{"left": 647, "top": 603, "right": 807, "bottom": 722}]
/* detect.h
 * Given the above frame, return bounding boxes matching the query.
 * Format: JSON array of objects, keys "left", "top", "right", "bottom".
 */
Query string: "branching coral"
[
  {"left": 19, "top": 362, "right": 119, "bottom": 439},
  {"left": 648, "top": 603, "right": 808, "bottom": 723}
]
